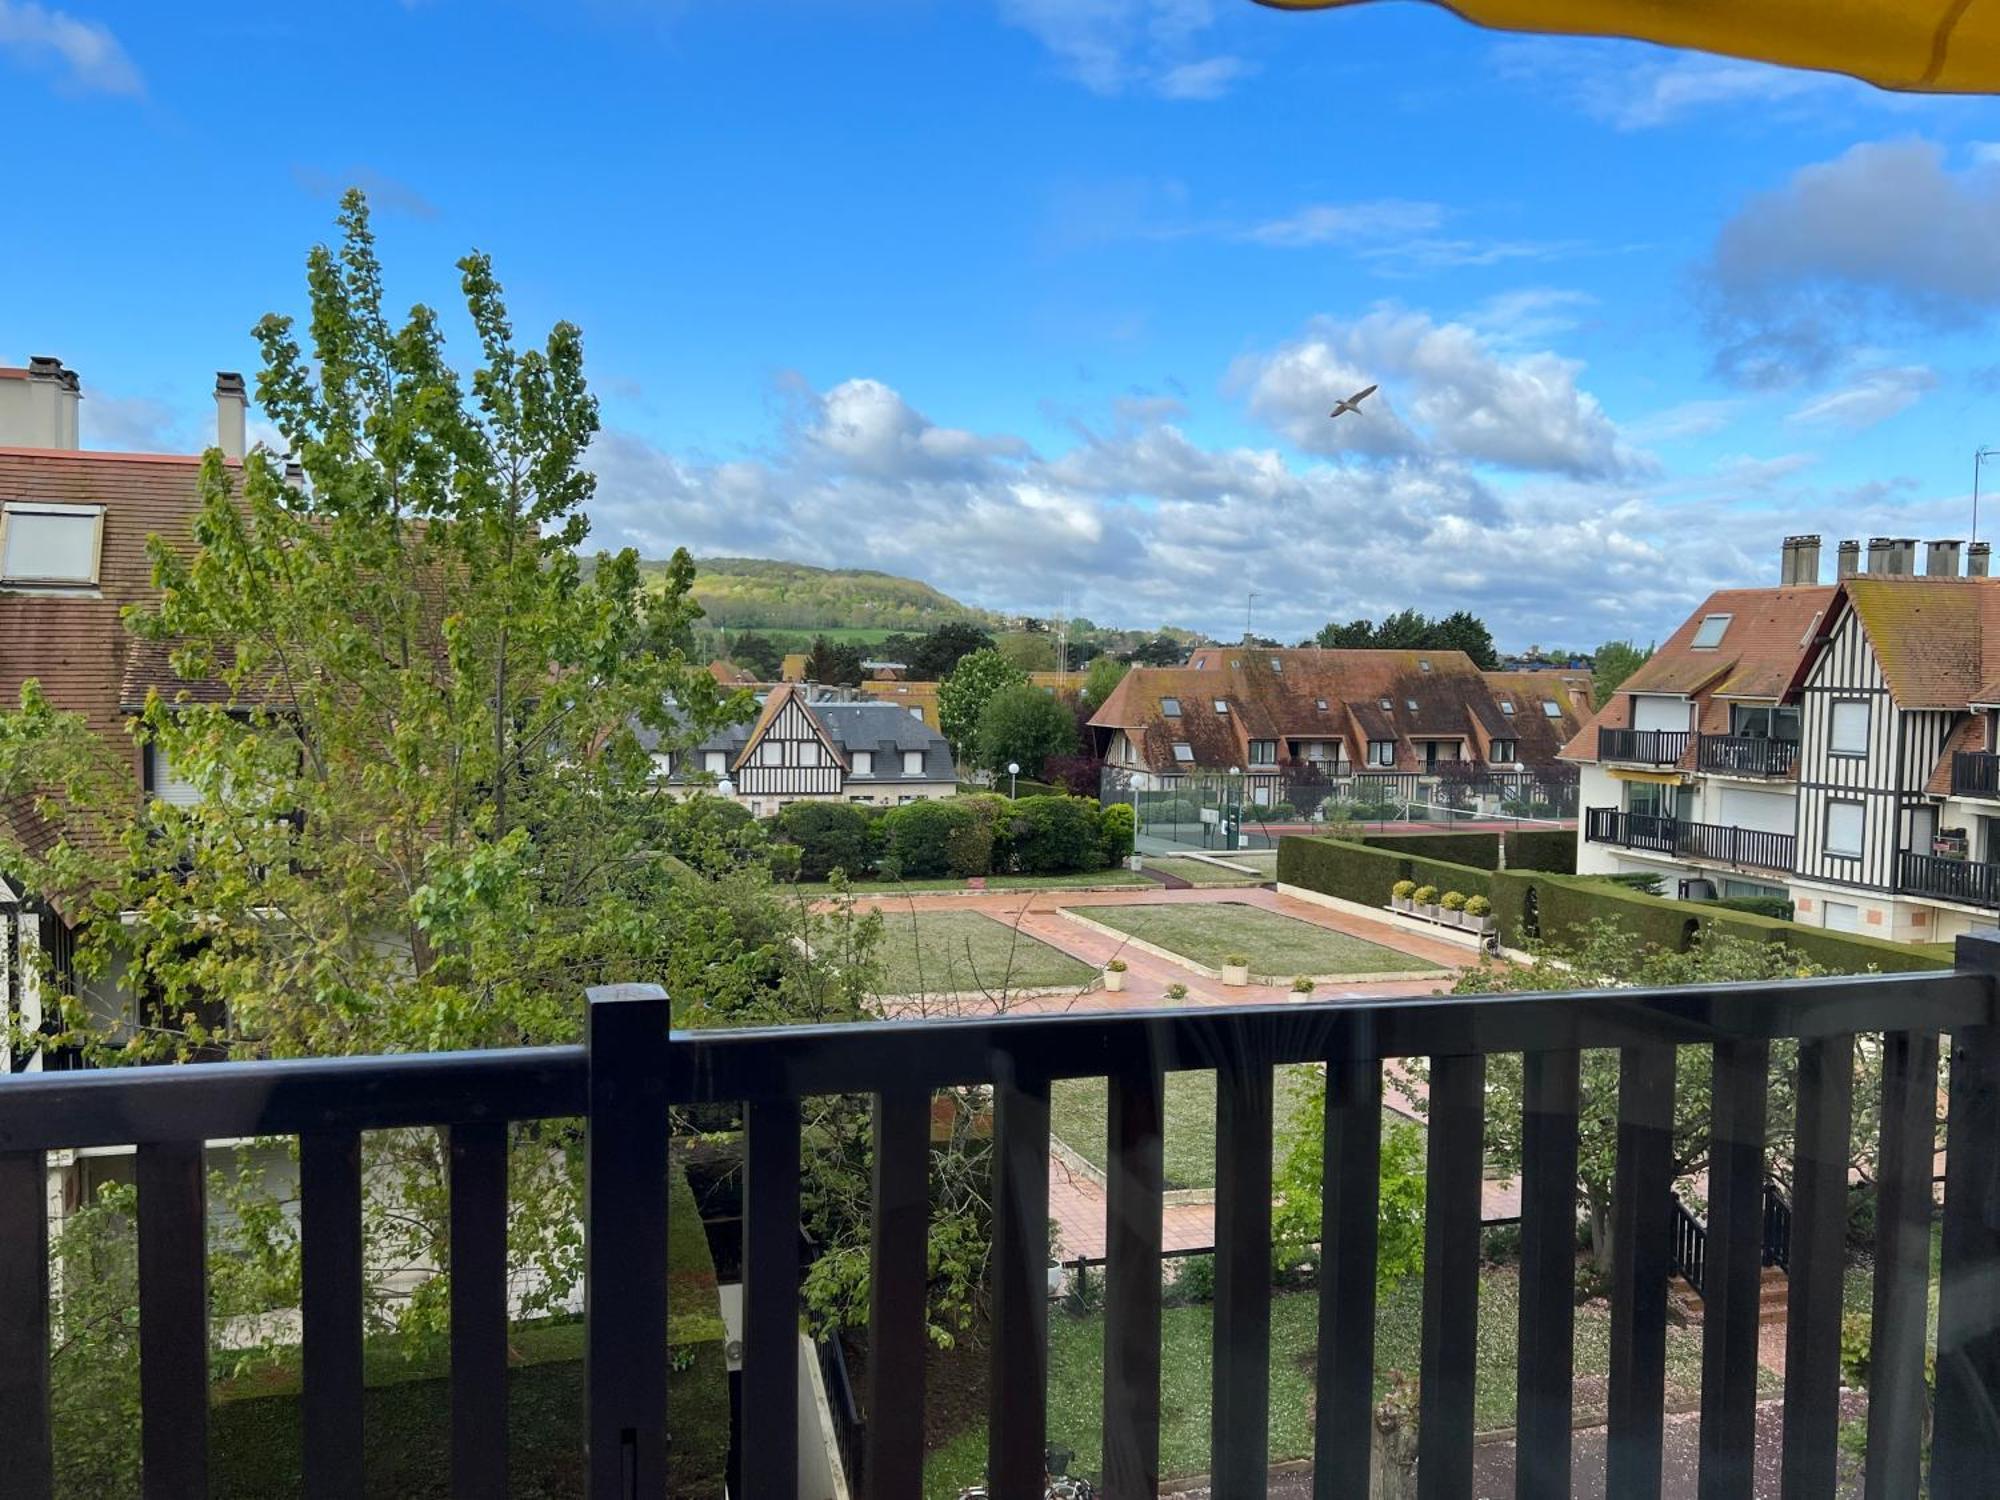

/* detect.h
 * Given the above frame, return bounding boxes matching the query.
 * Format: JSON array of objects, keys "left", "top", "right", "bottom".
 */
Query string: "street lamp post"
[
  {"left": 1227, "top": 766, "right": 1242, "bottom": 852},
  {"left": 1008, "top": 761, "right": 1020, "bottom": 799}
]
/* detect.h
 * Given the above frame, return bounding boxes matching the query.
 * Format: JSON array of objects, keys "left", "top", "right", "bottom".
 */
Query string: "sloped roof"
[
  {"left": 1837, "top": 575, "right": 2000, "bottom": 710},
  {"left": 1562, "top": 584, "right": 1832, "bottom": 763},
  {"left": 729, "top": 682, "right": 851, "bottom": 773}
]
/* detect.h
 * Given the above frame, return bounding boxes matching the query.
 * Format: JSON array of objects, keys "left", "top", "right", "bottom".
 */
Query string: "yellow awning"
[
  {"left": 1607, "top": 766, "right": 1686, "bottom": 786},
  {"left": 1252, "top": 0, "right": 2000, "bottom": 93}
]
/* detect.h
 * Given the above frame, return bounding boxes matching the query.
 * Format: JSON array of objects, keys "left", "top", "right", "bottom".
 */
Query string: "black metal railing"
[
  {"left": 1900, "top": 850, "right": 2000, "bottom": 909},
  {"left": 1598, "top": 727, "right": 1691, "bottom": 765},
  {"left": 1698, "top": 735, "right": 1800, "bottom": 778},
  {"left": 8, "top": 959, "right": 2000, "bottom": 1496},
  {"left": 1763, "top": 1181, "right": 1793, "bottom": 1272},
  {"left": 1675, "top": 1181, "right": 1792, "bottom": 1298},
  {"left": 1953, "top": 751, "right": 2000, "bottom": 799},
  {"left": 1585, "top": 807, "right": 1797, "bottom": 873}
]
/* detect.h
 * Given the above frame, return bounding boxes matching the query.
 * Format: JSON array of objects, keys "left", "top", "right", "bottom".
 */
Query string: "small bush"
[
  {"left": 879, "top": 799, "right": 991, "bottom": 878},
  {"left": 1291, "top": 976, "right": 1315, "bottom": 994},
  {"left": 1007, "top": 795, "right": 1108, "bottom": 874},
  {"left": 1464, "top": 895, "right": 1492, "bottom": 918},
  {"left": 1223, "top": 952, "right": 1249, "bottom": 967},
  {"left": 1412, "top": 885, "right": 1438, "bottom": 906},
  {"left": 1098, "top": 801, "right": 1137, "bottom": 866},
  {"left": 771, "top": 801, "right": 875, "bottom": 882},
  {"left": 1440, "top": 890, "right": 1468, "bottom": 912},
  {"left": 1106, "top": 958, "right": 1127, "bottom": 973},
  {"left": 1481, "top": 1223, "right": 1523, "bottom": 1265},
  {"left": 1165, "top": 981, "right": 1188, "bottom": 999},
  {"left": 1392, "top": 879, "right": 1417, "bottom": 899},
  {"left": 1165, "top": 1254, "right": 1215, "bottom": 1305}
]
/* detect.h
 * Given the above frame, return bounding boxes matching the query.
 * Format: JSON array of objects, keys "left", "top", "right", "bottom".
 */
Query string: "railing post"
[
  {"left": 1935, "top": 932, "right": 2000, "bottom": 1496},
  {"left": 585, "top": 983, "right": 672, "bottom": 1500}
]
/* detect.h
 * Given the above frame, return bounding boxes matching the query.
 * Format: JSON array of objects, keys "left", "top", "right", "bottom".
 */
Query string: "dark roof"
[{"left": 657, "top": 693, "right": 955, "bottom": 784}]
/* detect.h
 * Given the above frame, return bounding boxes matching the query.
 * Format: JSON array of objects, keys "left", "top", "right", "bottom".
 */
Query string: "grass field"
[
  {"left": 1142, "top": 855, "right": 1264, "bottom": 887},
  {"left": 873, "top": 909, "right": 1098, "bottom": 995},
  {"left": 1068, "top": 901, "right": 1426, "bottom": 976},
  {"left": 786, "top": 870, "right": 1156, "bottom": 897},
  {"left": 1050, "top": 1066, "right": 1326, "bottom": 1190},
  {"left": 920, "top": 1269, "right": 1716, "bottom": 1496}
]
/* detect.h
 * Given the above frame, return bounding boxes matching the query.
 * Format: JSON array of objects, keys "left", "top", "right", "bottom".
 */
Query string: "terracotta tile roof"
[
  {"left": 1561, "top": 585, "right": 1833, "bottom": 764},
  {"left": 1928, "top": 715, "right": 1984, "bottom": 796},
  {"left": 706, "top": 659, "right": 757, "bottom": 686},
  {"left": 0, "top": 451, "right": 208, "bottom": 861},
  {"left": 1086, "top": 647, "right": 1583, "bottom": 776},
  {"left": 1837, "top": 575, "right": 2000, "bottom": 709}
]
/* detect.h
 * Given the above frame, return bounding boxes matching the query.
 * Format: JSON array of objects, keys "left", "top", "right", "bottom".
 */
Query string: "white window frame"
[
  {"left": 850, "top": 750, "right": 873, "bottom": 776},
  {"left": 1248, "top": 739, "right": 1277, "bottom": 766},
  {"left": 1367, "top": 740, "right": 1395, "bottom": 767},
  {"left": 703, "top": 750, "right": 727, "bottom": 775},
  {"left": 797, "top": 739, "right": 821, "bottom": 767},
  {"left": 901, "top": 749, "right": 924, "bottom": 775},
  {"left": 759, "top": 740, "right": 784, "bottom": 766},
  {"left": 0, "top": 502, "right": 105, "bottom": 587},
  {"left": 1828, "top": 700, "right": 1870, "bottom": 757},
  {"left": 1824, "top": 799, "right": 1865, "bottom": 858},
  {"left": 1490, "top": 739, "right": 1516, "bottom": 764},
  {"left": 147, "top": 743, "right": 202, "bottom": 807}
]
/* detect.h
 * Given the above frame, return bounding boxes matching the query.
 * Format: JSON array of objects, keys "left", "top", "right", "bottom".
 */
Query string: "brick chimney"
[
  {"left": 0, "top": 356, "right": 82, "bottom": 449},
  {"left": 214, "top": 372, "right": 247, "bottom": 460},
  {"left": 1927, "top": 539, "right": 1964, "bottom": 577},
  {"left": 1838, "top": 539, "right": 1861, "bottom": 579}
]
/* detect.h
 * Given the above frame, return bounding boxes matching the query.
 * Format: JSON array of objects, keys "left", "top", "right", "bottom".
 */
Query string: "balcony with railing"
[
  {"left": 7, "top": 966, "right": 2000, "bottom": 1498},
  {"left": 1952, "top": 751, "right": 2000, "bottom": 800},
  {"left": 1597, "top": 726, "right": 1691, "bottom": 766},
  {"left": 1899, "top": 850, "right": 2000, "bottom": 910},
  {"left": 1696, "top": 734, "right": 1800, "bottom": 779},
  {"left": 1585, "top": 805, "right": 1797, "bottom": 873}
]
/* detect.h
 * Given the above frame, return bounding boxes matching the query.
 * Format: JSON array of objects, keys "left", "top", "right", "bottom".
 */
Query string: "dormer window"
[
  {"left": 0, "top": 502, "right": 104, "bottom": 587},
  {"left": 1691, "top": 614, "right": 1732, "bottom": 650}
]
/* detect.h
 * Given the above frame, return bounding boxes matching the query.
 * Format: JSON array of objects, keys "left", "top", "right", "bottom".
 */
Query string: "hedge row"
[
  {"left": 1350, "top": 827, "right": 1575, "bottom": 875},
  {"left": 772, "top": 793, "right": 1134, "bottom": 882},
  {"left": 1276, "top": 834, "right": 1949, "bottom": 975}
]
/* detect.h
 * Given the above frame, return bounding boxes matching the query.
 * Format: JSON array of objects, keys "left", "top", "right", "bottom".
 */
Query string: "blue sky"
[{"left": 5, "top": 0, "right": 2000, "bottom": 650}]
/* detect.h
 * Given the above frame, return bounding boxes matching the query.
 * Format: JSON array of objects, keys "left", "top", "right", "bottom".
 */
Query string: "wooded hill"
[{"left": 652, "top": 556, "right": 1001, "bottom": 632}]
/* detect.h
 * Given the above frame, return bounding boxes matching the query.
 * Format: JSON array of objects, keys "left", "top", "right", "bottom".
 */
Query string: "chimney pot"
[
  {"left": 1928, "top": 539, "right": 1965, "bottom": 577},
  {"left": 213, "top": 371, "right": 247, "bottom": 460},
  {"left": 1973, "top": 542, "right": 1993, "bottom": 578},
  {"left": 1838, "top": 539, "right": 1861, "bottom": 579},
  {"left": 1784, "top": 533, "right": 1821, "bottom": 586}
]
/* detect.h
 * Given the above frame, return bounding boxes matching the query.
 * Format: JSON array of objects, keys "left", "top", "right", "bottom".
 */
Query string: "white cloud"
[
  {"left": 1467, "top": 288, "right": 1596, "bottom": 344},
  {"left": 999, "top": 0, "right": 1250, "bottom": 100},
  {"left": 1786, "top": 365, "right": 1937, "bottom": 431},
  {"left": 1239, "top": 199, "right": 1444, "bottom": 248},
  {"left": 1232, "top": 308, "right": 1646, "bottom": 479},
  {"left": 1705, "top": 138, "right": 2000, "bottom": 383},
  {"left": 1493, "top": 39, "right": 1845, "bottom": 130},
  {"left": 1624, "top": 398, "right": 1744, "bottom": 443},
  {"left": 291, "top": 165, "right": 439, "bottom": 221},
  {"left": 0, "top": 0, "right": 141, "bottom": 95}
]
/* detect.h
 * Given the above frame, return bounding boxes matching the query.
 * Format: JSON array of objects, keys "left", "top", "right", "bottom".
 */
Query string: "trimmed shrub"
[
  {"left": 770, "top": 801, "right": 876, "bottom": 882},
  {"left": 1464, "top": 895, "right": 1492, "bottom": 918},
  {"left": 1704, "top": 894, "right": 1796, "bottom": 922},
  {"left": 1503, "top": 827, "right": 1577, "bottom": 873},
  {"left": 1099, "top": 801, "right": 1137, "bottom": 866},
  {"left": 879, "top": 799, "right": 991, "bottom": 879},
  {"left": 1412, "top": 885, "right": 1439, "bottom": 906},
  {"left": 1392, "top": 880, "right": 1417, "bottom": 900},
  {"left": 1440, "top": 891, "right": 1468, "bottom": 912},
  {"left": 1006, "top": 795, "right": 1107, "bottom": 874}
]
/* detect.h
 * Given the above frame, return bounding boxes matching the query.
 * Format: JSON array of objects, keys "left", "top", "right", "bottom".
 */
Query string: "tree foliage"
[
  {"left": 727, "top": 630, "right": 785, "bottom": 680},
  {"left": 1311, "top": 608, "right": 1500, "bottom": 669},
  {"left": 1272, "top": 1098, "right": 1427, "bottom": 1290},
  {"left": 938, "top": 647, "right": 1028, "bottom": 754},
  {"left": 995, "top": 630, "right": 1059, "bottom": 672},
  {"left": 1593, "top": 638, "right": 1653, "bottom": 701},
  {"left": 909, "top": 621, "right": 998, "bottom": 681},
  {"left": 804, "top": 633, "right": 866, "bottom": 685},
  {"left": 1081, "top": 654, "right": 1129, "bottom": 707},
  {"left": 972, "top": 682, "right": 1077, "bottom": 780}
]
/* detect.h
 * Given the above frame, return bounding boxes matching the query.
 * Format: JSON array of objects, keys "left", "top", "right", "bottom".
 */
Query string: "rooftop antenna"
[
  {"left": 1976, "top": 446, "right": 2000, "bottom": 547},
  {"left": 1245, "top": 590, "right": 1259, "bottom": 643}
]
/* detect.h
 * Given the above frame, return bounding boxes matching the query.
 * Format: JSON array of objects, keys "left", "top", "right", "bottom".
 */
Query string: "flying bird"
[{"left": 1328, "top": 384, "right": 1377, "bottom": 420}]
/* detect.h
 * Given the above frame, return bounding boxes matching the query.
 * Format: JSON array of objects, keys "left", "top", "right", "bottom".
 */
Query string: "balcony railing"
[
  {"left": 1900, "top": 850, "right": 2000, "bottom": 910},
  {"left": 6, "top": 967, "right": 2000, "bottom": 1497},
  {"left": 1697, "top": 734, "right": 1800, "bottom": 778},
  {"left": 1597, "top": 727, "right": 1691, "bottom": 766},
  {"left": 1585, "top": 806, "right": 1797, "bottom": 873},
  {"left": 1952, "top": 751, "right": 2000, "bottom": 800}
]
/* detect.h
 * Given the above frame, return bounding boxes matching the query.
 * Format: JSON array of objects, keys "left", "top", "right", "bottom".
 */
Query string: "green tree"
[
  {"left": 996, "top": 630, "right": 1060, "bottom": 672},
  {"left": 938, "top": 647, "right": 1027, "bottom": 754},
  {"left": 805, "top": 633, "right": 866, "bottom": 685},
  {"left": 910, "top": 621, "right": 997, "bottom": 681},
  {"left": 1593, "top": 639, "right": 1653, "bottom": 700},
  {"left": 1314, "top": 617, "right": 1378, "bottom": 649},
  {"left": 729, "top": 630, "right": 785, "bottom": 680},
  {"left": 1272, "top": 1105, "right": 1427, "bottom": 1290},
  {"left": 973, "top": 684, "right": 1077, "bottom": 780},
  {"left": 1433, "top": 609, "right": 1500, "bottom": 670},
  {"left": 1125, "top": 633, "right": 1185, "bottom": 666},
  {"left": 1081, "top": 654, "right": 1128, "bottom": 707}
]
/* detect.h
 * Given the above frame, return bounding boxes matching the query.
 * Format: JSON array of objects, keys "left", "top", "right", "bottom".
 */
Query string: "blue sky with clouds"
[{"left": 5, "top": 0, "right": 2000, "bottom": 650}]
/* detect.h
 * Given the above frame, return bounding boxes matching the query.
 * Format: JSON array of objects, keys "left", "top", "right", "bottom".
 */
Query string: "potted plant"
[
  {"left": 1104, "top": 958, "right": 1128, "bottom": 993},
  {"left": 1412, "top": 885, "right": 1439, "bottom": 919},
  {"left": 1165, "top": 981, "right": 1189, "bottom": 1000},
  {"left": 1291, "top": 976, "right": 1316, "bottom": 999},
  {"left": 1221, "top": 953, "right": 1251, "bottom": 987},
  {"left": 1440, "top": 890, "right": 1468, "bottom": 928},
  {"left": 1464, "top": 894, "right": 1495, "bottom": 935},
  {"left": 1391, "top": 879, "right": 1417, "bottom": 913}
]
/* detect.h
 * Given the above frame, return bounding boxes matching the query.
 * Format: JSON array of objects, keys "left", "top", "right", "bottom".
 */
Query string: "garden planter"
[
  {"left": 1104, "top": 970, "right": 1127, "bottom": 993},
  {"left": 1221, "top": 963, "right": 1250, "bottom": 987},
  {"left": 1391, "top": 897, "right": 1412, "bottom": 913},
  {"left": 1417, "top": 905, "right": 1439, "bottom": 922},
  {"left": 1440, "top": 909, "right": 1464, "bottom": 928}
]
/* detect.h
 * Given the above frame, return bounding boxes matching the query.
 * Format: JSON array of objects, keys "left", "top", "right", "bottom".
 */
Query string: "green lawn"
[
  {"left": 1142, "top": 855, "right": 1265, "bottom": 887},
  {"left": 786, "top": 869, "right": 1155, "bottom": 897},
  {"left": 1068, "top": 901, "right": 1428, "bottom": 976},
  {"left": 873, "top": 909, "right": 1099, "bottom": 995},
  {"left": 1050, "top": 1067, "right": 1327, "bottom": 1191},
  {"left": 922, "top": 1270, "right": 1714, "bottom": 1496}
]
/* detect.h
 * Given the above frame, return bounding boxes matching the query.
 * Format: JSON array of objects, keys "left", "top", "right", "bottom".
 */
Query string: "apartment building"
[{"left": 1087, "top": 647, "right": 1588, "bottom": 807}]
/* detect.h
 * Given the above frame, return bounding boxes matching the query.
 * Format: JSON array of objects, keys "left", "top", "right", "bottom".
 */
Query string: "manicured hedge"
[
  {"left": 1351, "top": 827, "right": 1575, "bottom": 875},
  {"left": 1278, "top": 835, "right": 1949, "bottom": 974},
  {"left": 771, "top": 801, "right": 875, "bottom": 881},
  {"left": 881, "top": 798, "right": 992, "bottom": 878},
  {"left": 210, "top": 1162, "right": 729, "bottom": 1499},
  {"left": 1007, "top": 795, "right": 1108, "bottom": 874},
  {"left": 1501, "top": 827, "right": 1578, "bottom": 874}
]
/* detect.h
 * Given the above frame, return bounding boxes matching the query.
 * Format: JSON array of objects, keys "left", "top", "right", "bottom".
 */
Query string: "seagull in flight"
[{"left": 1328, "top": 384, "right": 1377, "bottom": 420}]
